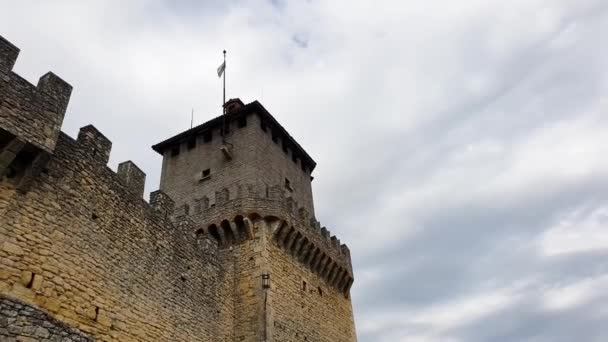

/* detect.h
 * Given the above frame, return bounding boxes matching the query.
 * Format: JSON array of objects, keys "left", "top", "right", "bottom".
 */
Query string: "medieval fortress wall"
[{"left": 0, "top": 35, "right": 356, "bottom": 342}]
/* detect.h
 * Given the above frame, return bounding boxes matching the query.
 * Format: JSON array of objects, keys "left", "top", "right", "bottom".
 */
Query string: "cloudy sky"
[{"left": 3, "top": 0, "right": 608, "bottom": 341}]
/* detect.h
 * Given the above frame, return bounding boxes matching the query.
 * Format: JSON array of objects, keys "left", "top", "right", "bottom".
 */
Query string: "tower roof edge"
[{"left": 151, "top": 99, "right": 317, "bottom": 171}]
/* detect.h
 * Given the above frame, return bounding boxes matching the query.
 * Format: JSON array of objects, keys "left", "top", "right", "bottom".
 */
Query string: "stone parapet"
[{"left": 0, "top": 34, "right": 72, "bottom": 154}]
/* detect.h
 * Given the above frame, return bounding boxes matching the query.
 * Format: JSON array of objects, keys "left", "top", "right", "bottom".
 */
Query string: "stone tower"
[
  {"left": 0, "top": 34, "right": 356, "bottom": 341},
  {"left": 152, "top": 98, "right": 357, "bottom": 341}
]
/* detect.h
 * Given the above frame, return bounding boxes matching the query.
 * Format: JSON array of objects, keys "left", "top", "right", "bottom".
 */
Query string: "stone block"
[{"left": 2, "top": 241, "right": 23, "bottom": 256}]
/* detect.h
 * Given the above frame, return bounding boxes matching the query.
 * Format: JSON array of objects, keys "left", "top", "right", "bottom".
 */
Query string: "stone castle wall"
[
  {"left": 0, "top": 34, "right": 357, "bottom": 341},
  {"left": 0, "top": 128, "right": 231, "bottom": 341}
]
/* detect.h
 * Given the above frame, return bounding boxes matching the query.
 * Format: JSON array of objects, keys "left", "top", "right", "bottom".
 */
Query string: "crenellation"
[
  {"left": 150, "top": 190, "right": 175, "bottom": 219},
  {"left": 117, "top": 160, "right": 146, "bottom": 198},
  {"left": 1, "top": 34, "right": 356, "bottom": 342},
  {"left": 76, "top": 125, "right": 112, "bottom": 164},
  {"left": 321, "top": 227, "right": 329, "bottom": 239},
  {"left": 36, "top": 72, "right": 72, "bottom": 114},
  {"left": 0, "top": 35, "right": 19, "bottom": 71},
  {"left": 331, "top": 235, "right": 340, "bottom": 248}
]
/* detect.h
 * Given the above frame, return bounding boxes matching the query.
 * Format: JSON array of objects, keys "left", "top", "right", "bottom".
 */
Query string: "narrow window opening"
[
  {"left": 203, "top": 131, "right": 212, "bottom": 143},
  {"left": 318, "top": 287, "right": 323, "bottom": 296},
  {"left": 94, "top": 306, "right": 99, "bottom": 321},
  {"left": 285, "top": 178, "right": 293, "bottom": 192},
  {"left": 200, "top": 168, "right": 211, "bottom": 182},
  {"left": 25, "top": 273, "right": 35, "bottom": 289},
  {"left": 187, "top": 138, "right": 196, "bottom": 150},
  {"left": 302, "top": 281, "right": 307, "bottom": 291},
  {"left": 171, "top": 146, "right": 180, "bottom": 157},
  {"left": 238, "top": 116, "right": 247, "bottom": 128}
]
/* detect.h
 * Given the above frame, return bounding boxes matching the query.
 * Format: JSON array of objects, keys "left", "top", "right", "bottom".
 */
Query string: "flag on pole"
[{"left": 217, "top": 61, "right": 226, "bottom": 77}]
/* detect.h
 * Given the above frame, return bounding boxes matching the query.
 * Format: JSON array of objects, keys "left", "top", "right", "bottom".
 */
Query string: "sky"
[{"left": 2, "top": 0, "right": 608, "bottom": 341}]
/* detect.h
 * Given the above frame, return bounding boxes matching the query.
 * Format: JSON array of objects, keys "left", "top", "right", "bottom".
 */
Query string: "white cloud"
[
  {"left": 3, "top": 0, "right": 608, "bottom": 341},
  {"left": 542, "top": 275, "right": 608, "bottom": 311},
  {"left": 540, "top": 206, "right": 608, "bottom": 257}
]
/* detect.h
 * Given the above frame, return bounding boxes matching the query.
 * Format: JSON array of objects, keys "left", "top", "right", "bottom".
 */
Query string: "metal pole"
[
  {"left": 222, "top": 50, "right": 226, "bottom": 143},
  {"left": 223, "top": 50, "right": 226, "bottom": 108}
]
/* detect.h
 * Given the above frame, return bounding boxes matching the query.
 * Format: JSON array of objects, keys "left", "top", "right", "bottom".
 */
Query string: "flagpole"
[
  {"left": 223, "top": 50, "right": 226, "bottom": 109},
  {"left": 222, "top": 50, "right": 226, "bottom": 143}
]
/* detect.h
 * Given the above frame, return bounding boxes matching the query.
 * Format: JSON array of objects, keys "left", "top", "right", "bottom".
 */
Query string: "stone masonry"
[{"left": 0, "top": 34, "right": 357, "bottom": 341}]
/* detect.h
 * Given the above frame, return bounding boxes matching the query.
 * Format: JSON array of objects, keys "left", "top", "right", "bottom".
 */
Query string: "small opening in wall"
[
  {"left": 180, "top": 275, "right": 187, "bottom": 282},
  {"left": 187, "top": 138, "right": 196, "bottom": 150},
  {"left": 94, "top": 306, "right": 100, "bottom": 321},
  {"left": 202, "top": 169, "right": 210, "bottom": 177},
  {"left": 302, "top": 281, "right": 307, "bottom": 291},
  {"left": 318, "top": 287, "right": 323, "bottom": 296},
  {"left": 6, "top": 167, "right": 17, "bottom": 179},
  {"left": 25, "top": 273, "right": 35, "bottom": 289},
  {"left": 171, "top": 146, "right": 180, "bottom": 157},
  {"left": 284, "top": 178, "right": 293, "bottom": 192},
  {"left": 203, "top": 131, "right": 212, "bottom": 143},
  {"left": 91, "top": 212, "right": 99, "bottom": 220},
  {"left": 238, "top": 116, "right": 247, "bottom": 128}
]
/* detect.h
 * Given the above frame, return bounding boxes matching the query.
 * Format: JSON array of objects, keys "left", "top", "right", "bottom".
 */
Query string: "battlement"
[
  {"left": 117, "top": 161, "right": 146, "bottom": 198},
  {"left": 0, "top": 34, "right": 357, "bottom": 341},
  {"left": 176, "top": 182, "right": 354, "bottom": 294},
  {"left": 0, "top": 35, "right": 19, "bottom": 71},
  {"left": 0, "top": 35, "right": 72, "bottom": 154}
]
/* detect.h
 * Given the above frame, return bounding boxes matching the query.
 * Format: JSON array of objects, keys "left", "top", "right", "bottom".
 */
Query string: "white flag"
[{"left": 217, "top": 61, "right": 225, "bottom": 77}]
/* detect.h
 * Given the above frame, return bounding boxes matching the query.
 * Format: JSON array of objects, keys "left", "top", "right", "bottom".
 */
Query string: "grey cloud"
[{"left": 3, "top": 0, "right": 608, "bottom": 341}]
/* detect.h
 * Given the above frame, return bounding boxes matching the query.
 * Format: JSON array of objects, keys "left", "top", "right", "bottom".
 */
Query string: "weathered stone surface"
[
  {"left": 0, "top": 34, "right": 357, "bottom": 342},
  {"left": 0, "top": 297, "right": 92, "bottom": 341}
]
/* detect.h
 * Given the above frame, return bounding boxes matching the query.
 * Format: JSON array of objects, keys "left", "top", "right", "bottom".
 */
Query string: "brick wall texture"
[{"left": 0, "top": 34, "right": 357, "bottom": 341}]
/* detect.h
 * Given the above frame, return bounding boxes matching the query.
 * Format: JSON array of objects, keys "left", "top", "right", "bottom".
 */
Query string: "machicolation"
[{"left": 0, "top": 34, "right": 357, "bottom": 342}]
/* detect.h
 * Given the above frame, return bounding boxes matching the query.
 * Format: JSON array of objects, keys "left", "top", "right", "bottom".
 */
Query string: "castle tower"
[
  {"left": 152, "top": 99, "right": 357, "bottom": 341},
  {"left": 1, "top": 33, "right": 356, "bottom": 341}
]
